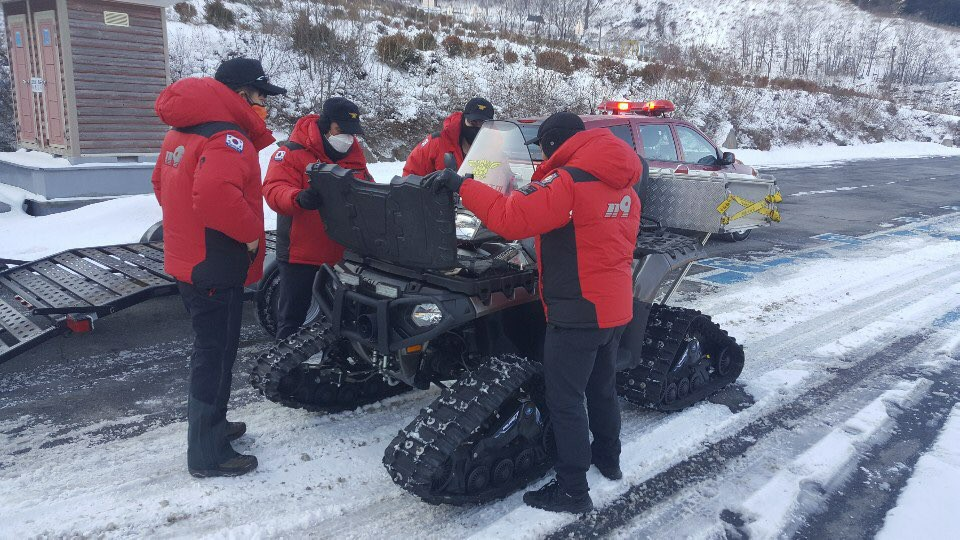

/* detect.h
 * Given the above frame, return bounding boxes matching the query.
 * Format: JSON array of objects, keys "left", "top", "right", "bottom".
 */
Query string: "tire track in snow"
[
  {"left": 547, "top": 332, "right": 937, "bottom": 539},
  {"left": 793, "top": 365, "right": 960, "bottom": 540}
]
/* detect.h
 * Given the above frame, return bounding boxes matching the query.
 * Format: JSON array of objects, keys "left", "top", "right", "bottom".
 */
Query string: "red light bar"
[{"left": 598, "top": 100, "right": 675, "bottom": 117}]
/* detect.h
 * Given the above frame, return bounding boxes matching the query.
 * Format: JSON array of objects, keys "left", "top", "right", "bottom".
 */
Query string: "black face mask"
[{"left": 461, "top": 124, "right": 480, "bottom": 145}]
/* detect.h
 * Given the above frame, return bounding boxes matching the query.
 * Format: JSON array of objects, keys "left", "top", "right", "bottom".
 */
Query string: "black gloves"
[
  {"left": 296, "top": 188, "right": 322, "bottom": 210},
  {"left": 424, "top": 168, "right": 467, "bottom": 194}
]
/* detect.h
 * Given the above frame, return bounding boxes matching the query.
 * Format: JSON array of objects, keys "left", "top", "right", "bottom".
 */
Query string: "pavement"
[{"left": 2, "top": 155, "right": 959, "bottom": 537}]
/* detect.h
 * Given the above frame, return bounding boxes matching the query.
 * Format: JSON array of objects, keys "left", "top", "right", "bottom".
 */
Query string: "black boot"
[
  {"left": 226, "top": 421, "right": 247, "bottom": 441},
  {"left": 592, "top": 459, "right": 623, "bottom": 481},
  {"left": 189, "top": 454, "right": 258, "bottom": 478},
  {"left": 523, "top": 480, "right": 594, "bottom": 514},
  {"left": 591, "top": 437, "right": 622, "bottom": 480}
]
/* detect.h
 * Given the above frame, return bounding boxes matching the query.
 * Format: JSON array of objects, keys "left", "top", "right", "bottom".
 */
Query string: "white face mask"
[{"left": 327, "top": 133, "right": 355, "bottom": 153}]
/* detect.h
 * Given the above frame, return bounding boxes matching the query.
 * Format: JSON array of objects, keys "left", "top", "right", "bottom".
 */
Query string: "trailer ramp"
[
  {"left": 0, "top": 242, "right": 176, "bottom": 363},
  {"left": 0, "top": 231, "right": 277, "bottom": 364}
]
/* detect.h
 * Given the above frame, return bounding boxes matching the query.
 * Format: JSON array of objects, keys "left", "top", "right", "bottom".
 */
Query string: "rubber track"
[
  {"left": 255, "top": 265, "right": 280, "bottom": 337},
  {"left": 617, "top": 305, "right": 744, "bottom": 411},
  {"left": 383, "top": 355, "right": 546, "bottom": 505},
  {"left": 249, "top": 321, "right": 409, "bottom": 412}
]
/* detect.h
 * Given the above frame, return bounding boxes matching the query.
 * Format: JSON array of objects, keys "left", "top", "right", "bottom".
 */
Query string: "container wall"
[{"left": 66, "top": 0, "right": 167, "bottom": 155}]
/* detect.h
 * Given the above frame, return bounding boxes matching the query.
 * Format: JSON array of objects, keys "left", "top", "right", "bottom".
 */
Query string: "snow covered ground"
[
  {"left": 3, "top": 191, "right": 960, "bottom": 537},
  {"left": 877, "top": 405, "right": 960, "bottom": 539},
  {"left": 733, "top": 141, "right": 960, "bottom": 170},
  {"left": 0, "top": 150, "right": 156, "bottom": 169}
]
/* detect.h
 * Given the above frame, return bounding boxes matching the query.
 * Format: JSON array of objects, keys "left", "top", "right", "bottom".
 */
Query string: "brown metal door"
[
  {"left": 7, "top": 15, "right": 37, "bottom": 145},
  {"left": 34, "top": 11, "right": 66, "bottom": 147}
]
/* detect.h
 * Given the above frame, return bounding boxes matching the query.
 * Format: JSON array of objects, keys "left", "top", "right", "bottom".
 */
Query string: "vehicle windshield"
[{"left": 457, "top": 120, "right": 537, "bottom": 195}]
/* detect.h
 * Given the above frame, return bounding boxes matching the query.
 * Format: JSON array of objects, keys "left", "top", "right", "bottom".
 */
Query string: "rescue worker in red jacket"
[
  {"left": 262, "top": 97, "right": 372, "bottom": 340},
  {"left": 152, "top": 58, "right": 286, "bottom": 478},
  {"left": 426, "top": 112, "right": 643, "bottom": 513},
  {"left": 402, "top": 97, "right": 494, "bottom": 177}
]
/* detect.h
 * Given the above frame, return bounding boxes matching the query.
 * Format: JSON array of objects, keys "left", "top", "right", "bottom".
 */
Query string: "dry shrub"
[
  {"left": 503, "top": 48, "right": 519, "bottom": 64},
  {"left": 595, "top": 57, "right": 628, "bottom": 84},
  {"left": 462, "top": 41, "right": 479, "bottom": 58},
  {"left": 413, "top": 31, "right": 437, "bottom": 51},
  {"left": 536, "top": 50, "right": 572, "bottom": 75},
  {"left": 204, "top": 0, "right": 235, "bottom": 29},
  {"left": 705, "top": 68, "right": 724, "bottom": 86},
  {"left": 770, "top": 77, "right": 820, "bottom": 92},
  {"left": 375, "top": 34, "right": 420, "bottom": 71},
  {"left": 571, "top": 55, "right": 590, "bottom": 71},
  {"left": 479, "top": 42, "right": 497, "bottom": 56},
  {"left": 292, "top": 12, "right": 336, "bottom": 58},
  {"left": 442, "top": 35, "right": 465, "bottom": 56},
  {"left": 639, "top": 62, "right": 668, "bottom": 85},
  {"left": 174, "top": 2, "right": 197, "bottom": 23}
]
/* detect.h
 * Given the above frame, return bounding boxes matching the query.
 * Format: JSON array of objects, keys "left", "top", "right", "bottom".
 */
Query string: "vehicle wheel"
[
  {"left": 720, "top": 230, "right": 751, "bottom": 242},
  {"left": 255, "top": 264, "right": 322, "bottom": 338},
  {"left": 140, "top": 221, "right": 163, "bottom": 243}
]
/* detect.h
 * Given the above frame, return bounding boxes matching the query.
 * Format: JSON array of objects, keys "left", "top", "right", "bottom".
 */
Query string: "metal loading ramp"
[
  {"left": 0, "top": 242, "right": 176, "bottom": 363},
  {"left": 0, "top": 231, "right": 278, "bottom": 364}
]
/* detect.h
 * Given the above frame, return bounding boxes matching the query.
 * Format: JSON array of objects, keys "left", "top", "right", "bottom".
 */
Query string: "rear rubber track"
[{"left": 617, "top": 304, "right": 744, "bottom": 411}]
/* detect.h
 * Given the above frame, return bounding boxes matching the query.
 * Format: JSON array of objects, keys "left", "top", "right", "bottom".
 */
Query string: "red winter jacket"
[
  {"left": 460, "top": 129, "right": 643, "bottom": 328},
  {"left": 152, "top": 77, "right": 274, "bottom": 288},
  {"left": 262, "top": 115, "right": 372, "bottom": 265},
  {"left": 402, "top": 112, "right": 467, "bottom": 177}
]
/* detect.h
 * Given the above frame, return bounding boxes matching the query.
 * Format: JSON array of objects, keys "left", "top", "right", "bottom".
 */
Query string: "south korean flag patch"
[
  {"left": 273, "top": 150, "right": 286, "bottom": 162},
  {"left": 225, "top": 134, "right": 244, "bottom": 153}
]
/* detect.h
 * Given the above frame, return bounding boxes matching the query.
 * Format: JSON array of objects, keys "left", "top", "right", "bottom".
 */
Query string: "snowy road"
[{"left": 2, "top": 156, "right": 960, "bottom": 538}]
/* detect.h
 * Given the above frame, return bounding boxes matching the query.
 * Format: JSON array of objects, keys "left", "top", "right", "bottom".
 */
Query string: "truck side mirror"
[{"left": 720, "top": 151, "right": 736, "bottom": 166}]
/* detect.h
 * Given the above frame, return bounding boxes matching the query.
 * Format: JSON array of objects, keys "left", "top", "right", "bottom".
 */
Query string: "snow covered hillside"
[{"left": 163, "top": 0, "right": 959, "bottom": 158}]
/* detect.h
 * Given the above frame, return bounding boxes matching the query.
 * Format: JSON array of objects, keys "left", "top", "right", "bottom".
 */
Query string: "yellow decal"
[
  {"left": 477, "top": 104, "right": 487, "bottom": 110},
  {"left": 468, "top": 159, "right": 501, "bottom": 180},
  {"left": 349, "top": 112, "right": 358, "bottom": 119}
]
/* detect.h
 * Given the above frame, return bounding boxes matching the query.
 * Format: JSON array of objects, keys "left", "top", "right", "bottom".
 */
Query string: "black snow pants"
[
  {"left": 276, "top": 261, "right": 321, "bottom": 341},
  {"left": 543, "top": 324, "right": 625, "bottom": 495},
  {"left": 179, "top": 282, "right": 244, "bottom": 469}
]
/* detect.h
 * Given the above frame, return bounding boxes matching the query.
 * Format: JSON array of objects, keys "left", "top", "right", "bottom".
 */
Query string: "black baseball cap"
[
  {"left": 525, "top": 111, "right": 585, "bottom": 146},
  {"left": 322, "top": 97, "right": 364, "bottom": 135},
  {"left": 215, "top": 57, "right": 287, "bottom": 96},
  {"left": 463, "top": 97, "right": 495, "bottom": 122}
]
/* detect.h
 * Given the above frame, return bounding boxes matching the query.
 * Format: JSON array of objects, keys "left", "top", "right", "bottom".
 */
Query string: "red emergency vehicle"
[{"left": 518, "top": 100, "right": 758, "bottom": 178}]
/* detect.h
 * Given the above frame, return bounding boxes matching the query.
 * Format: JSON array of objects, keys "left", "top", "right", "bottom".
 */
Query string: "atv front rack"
[
  {"left": 0, "top": 232, "right": 278, "bottom": 364},
  {"left": 342, "top": 251, "right": 537, "bottom": 302}
]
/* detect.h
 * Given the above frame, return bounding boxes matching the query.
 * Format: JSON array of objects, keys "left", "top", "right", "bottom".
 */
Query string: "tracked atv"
[{"left": 249, "top": 120, "right": 747, "bottom": 505}]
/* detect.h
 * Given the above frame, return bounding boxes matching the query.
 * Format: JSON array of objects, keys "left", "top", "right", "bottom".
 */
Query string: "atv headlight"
[{"left": 411, "top": 303, "right": 443, "bottom": 327}]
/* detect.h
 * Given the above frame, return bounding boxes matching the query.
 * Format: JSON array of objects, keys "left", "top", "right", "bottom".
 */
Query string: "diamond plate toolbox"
[{"left": 638, "top": 171, "right": 779, "bottom": 234}]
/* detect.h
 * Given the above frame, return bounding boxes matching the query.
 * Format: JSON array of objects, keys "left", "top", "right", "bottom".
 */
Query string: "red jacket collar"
[
  {"left": 533, "top": 129, "right": 642, "bottom": 189},
  {"left": 155, "top": 77, "right": 275, "bottom": 150},
  {"left": 440, "top": 112, "right": 465, "bottom": 153}
]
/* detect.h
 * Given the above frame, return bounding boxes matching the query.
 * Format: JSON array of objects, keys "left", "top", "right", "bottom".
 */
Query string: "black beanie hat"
[{"left": 527, "top": 111, "right": 585, "bottom": 157}]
